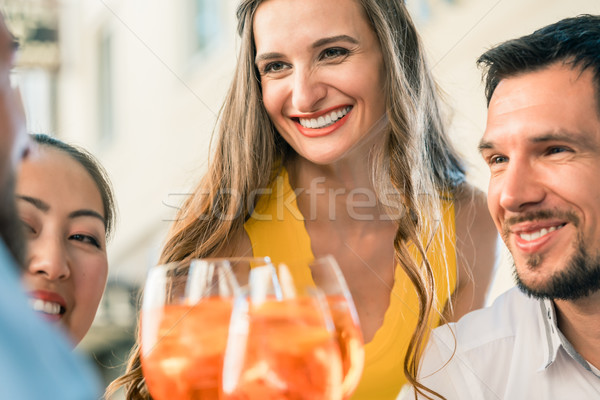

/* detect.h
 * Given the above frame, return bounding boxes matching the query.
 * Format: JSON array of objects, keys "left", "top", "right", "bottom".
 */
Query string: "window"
[
  {"left": 3, "top": 0, "right": 60, "bottom": 134},
  {"left": 406, "top": 0, "right": 458, "bottom": 23},
  {"left": 191, "top": 0, "right": 220, "bottom": 53}
]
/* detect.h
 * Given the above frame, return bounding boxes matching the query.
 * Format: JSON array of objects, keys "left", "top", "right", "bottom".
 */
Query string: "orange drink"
[
  {"left": 223, "top": 297, "right": 343, "bottom": 400},
  {"left": 303, "top": 256, "right": 365, "bottom": 398},
  {"left": 327, "top": 295, "right": 365, "bottom": 398},
  {"left": 141, "top": 297, "right": 233, "bottom": 400}
]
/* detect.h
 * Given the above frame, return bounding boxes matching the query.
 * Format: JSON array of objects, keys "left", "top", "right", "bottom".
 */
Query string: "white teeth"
[
  {"left": 29, "top": 299, "right": 61, "bottom": 315},
  {"left": 298, "top": 106, "right": 351, "bottom": 129},
  {"left": 519, "top": 225, "right": 558, "bottom": 242}
]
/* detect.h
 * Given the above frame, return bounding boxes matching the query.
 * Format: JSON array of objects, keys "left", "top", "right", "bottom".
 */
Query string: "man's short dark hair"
[{"left": 477, "top": 14, "right": 600, "bottom": 109}]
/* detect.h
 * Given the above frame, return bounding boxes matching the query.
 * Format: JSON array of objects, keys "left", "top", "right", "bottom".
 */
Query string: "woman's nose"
[
  {"left": 27, "top": 237, "right": 70, "bottom": 281},
  {"left": 291, "top": 69, "right": 327, "bottom": 113}
]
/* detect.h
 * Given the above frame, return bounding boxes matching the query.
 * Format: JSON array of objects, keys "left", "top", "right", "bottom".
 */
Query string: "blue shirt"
[{"left": 0, "top": 239, "right": 101, "bottom": 399}]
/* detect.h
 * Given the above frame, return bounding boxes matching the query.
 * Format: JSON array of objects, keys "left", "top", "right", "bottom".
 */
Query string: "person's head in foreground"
[
  {"left": 0, "top": 14, "right": 28, "bottom": 266},
  {"left": 0, "top": 14, "right": 103, "bottom": 400},
  {"left": 478, "top": 14, "right": 600, "bottom": 302},
  {"left": 16, "top": 134, "right": 116, "bottom": 345}
]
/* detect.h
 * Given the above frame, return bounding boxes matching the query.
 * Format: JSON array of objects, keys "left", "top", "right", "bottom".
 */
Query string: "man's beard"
[
  {"left": 0, "top": 172, "right": 26, "bottom": 268},
  {"left": 514, "top": 237, "right": 600, "bottom": 301},
  {"left": 505, "top": 210, "right": 600, "bottom": 301}
]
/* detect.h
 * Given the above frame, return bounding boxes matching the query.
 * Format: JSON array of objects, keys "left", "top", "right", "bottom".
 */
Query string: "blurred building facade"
[{"left": 5, "top": 0, "right": 600, "bottom": 395}]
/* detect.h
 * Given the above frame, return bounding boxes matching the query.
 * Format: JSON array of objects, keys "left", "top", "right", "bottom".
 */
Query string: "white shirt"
[{"left": 411, "top": 287, "right": 600, "bottom": 400}]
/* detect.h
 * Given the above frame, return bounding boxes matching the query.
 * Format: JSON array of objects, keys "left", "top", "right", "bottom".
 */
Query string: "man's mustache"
[{"left": 502, "top": 209, "right": 579, "bottom": 238}]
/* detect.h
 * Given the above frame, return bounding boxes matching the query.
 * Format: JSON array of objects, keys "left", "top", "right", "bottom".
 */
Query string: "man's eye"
[
  {"left": 490, "top": 155, "right": 508, "bottom": 165},
  {"left": 548, "top": 147, "right": 567, "bottom": 155},
  {"left": 11, "top": 37, "right": 20, "bottom": 51}
]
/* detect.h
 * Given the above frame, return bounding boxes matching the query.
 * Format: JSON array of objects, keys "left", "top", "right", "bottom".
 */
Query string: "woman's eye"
[
  {"left": 320, "top": 47, "right": 349, "bottom": 60},
  {"left": 20, "top": 220, "right": 35, "bottom": 234},
  {"left": 263, "top": 62, "right": 288, "bottom": 74},
  {"left": 70, "top": 234, "right": 101, "bottom": 249}
]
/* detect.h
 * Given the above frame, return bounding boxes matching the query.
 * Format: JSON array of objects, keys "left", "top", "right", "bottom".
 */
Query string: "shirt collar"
[
  {"left": 538, "top": 298, "right": 561, "bottom": 371},
  {"left": 538, "top": 298, "right": 600, "bottom": 378}
]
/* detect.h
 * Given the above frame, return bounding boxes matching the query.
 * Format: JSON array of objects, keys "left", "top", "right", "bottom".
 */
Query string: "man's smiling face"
[{"left": 480, "top": 63, "right": 600, "bottom": 299}]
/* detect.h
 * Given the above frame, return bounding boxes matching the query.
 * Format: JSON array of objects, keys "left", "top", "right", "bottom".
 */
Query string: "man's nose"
[{"left": 498, "top": 159, "right": 546, "bottom": 212}]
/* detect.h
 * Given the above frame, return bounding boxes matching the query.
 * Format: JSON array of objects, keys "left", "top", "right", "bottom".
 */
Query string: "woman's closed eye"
[{"left": 20, "top": 220, "right": 36, "bottom": 235}]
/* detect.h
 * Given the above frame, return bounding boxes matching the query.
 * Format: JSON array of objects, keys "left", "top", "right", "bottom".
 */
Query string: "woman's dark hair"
[{"left": 31, "top": 133, "right": 116, "bottom": 238}]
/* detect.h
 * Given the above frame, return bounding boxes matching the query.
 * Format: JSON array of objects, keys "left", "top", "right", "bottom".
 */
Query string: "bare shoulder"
[
  {"left": 452, "top": 182, "right": 498, "bottom": 258},
  {"left": 446, "top": 182, "right": 500, "bottom": 321},
  {"left": 453, "top": 183, "right": 495, "bottom": 234},
  {"left": 213, "top": 227, "right": 254, "bottom": 258},
  {"left": 234, "top": 228, "right": 254, "bottom": 257}
]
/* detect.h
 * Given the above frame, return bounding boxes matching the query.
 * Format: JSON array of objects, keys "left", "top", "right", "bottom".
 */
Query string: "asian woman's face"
[
  {"left": 17, "top": 146, "right": 108, "bottom": 345},
  {"left": 253, "top": 0, "right": 387, "bottom": 166}
]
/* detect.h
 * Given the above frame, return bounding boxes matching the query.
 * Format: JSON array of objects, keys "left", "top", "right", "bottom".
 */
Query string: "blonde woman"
[{"left": 110, "top": 0, "right": 497, "bottom": 399}]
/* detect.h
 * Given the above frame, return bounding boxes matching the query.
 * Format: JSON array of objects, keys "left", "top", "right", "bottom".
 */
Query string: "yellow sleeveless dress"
[{"left": 244, "top": 169, "right": 457, "bottom": 399}]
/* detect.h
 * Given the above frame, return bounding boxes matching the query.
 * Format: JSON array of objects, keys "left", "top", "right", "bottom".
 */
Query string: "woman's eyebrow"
[
  {"left": 69, "top": 210, "right": 106, "bottom": 227},
  {"left": 17, "top": 195, "right": 105, "bottom": 227},
  {"left": 16, "top": 195, "right": 50, "bottom": 212},
  {"left": 311, "top": 35, "right": 358, "bottom": 49},
  {"left": 255, "top": 51, "right": 285, "bottom": 64}
]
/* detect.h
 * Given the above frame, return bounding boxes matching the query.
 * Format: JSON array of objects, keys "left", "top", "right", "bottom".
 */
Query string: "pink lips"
[{"left": 28, "top": 290, "right": 67, "bottom": 323}]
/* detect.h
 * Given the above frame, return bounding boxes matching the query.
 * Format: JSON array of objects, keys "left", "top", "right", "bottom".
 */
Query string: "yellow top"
[{"left": 244, "top": 169, "right": 457, "bottom": 400}]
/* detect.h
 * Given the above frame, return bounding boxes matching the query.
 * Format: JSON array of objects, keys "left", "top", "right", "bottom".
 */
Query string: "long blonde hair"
[{"left": 107, "top": 1, "right": 463, "bottom": 398}]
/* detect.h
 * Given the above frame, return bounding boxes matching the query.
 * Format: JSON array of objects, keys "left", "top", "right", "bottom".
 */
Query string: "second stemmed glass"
[
  {"left": 222, "top": 265, "right": 344, "bottom": 400},
  {"left": 308, "top": 256, "right": 365, "bottom": 399}
]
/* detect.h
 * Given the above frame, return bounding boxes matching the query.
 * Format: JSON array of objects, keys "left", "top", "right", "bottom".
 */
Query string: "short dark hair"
[
  {"left": 31, "top": 134, "right": 116, "bottom": 239},
  {"left": 477, "top": 14, "right": 600, "bottom": 109}
]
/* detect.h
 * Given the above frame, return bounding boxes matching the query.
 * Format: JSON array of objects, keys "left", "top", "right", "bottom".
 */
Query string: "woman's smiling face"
[
  {"left": 253, "top": 0, "right": 387, "bottom": 165},
  {"left": 17, "top": 146, "right": 108, "bottom": 345}
]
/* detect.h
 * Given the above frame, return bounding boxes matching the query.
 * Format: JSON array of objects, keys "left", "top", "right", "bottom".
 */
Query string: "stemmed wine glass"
[
  {"left": 222, "top": 265, "right": 344, "bottom": 399},
  {"left": 307, "top": 256, "right": 365, "bottom": 399},
  {"left": 140, "top": 257, "right": 271, "bottom": 400}
]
